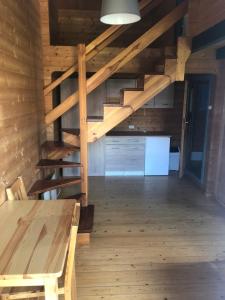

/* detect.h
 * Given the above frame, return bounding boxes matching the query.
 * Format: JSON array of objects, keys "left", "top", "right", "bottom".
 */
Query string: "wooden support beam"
[
  {"left": 78, "top": 44, "right": 88, "bottom": 207},
  {"left": 176, "top": 37, "right": 191, "bottom": 81},
  {"left": 179, "top": 81, "right": 188, "bottom": 179},
  {"left": 43, "top": 0, "right": 156, "bottom": 96},
  {"left": 45, "top": 1, "right": 188, "bottom": 125},
  {"left": 48, "top": 0, "right": 59, "bottom": 45}
]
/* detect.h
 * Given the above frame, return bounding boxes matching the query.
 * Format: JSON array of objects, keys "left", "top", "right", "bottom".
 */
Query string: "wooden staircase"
[
  {"left": 88, "top": 38, "right": 190, "bottom": 142},
  {"left": 36, "top": 159, "right": 81, "bottom": 169},
  {"left": 45, "top": 1, "right": 189, "bottom": 125},
  {"left": 42, "top": 141, "right": 80, "bottom": 159},
  {"left": 28, "top": 177, "right": 82, "bottom": 196},
  {"left": 28, "top": 137, "right": 94, "bottom": 237},
  {"left": 30, "top": 0, "right": 190, "bottom": 243}
]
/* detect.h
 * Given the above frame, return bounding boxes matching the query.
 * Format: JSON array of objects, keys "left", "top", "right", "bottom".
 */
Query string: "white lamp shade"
[{"left": 100, "top": 0, "right": 141, "bottom": 25}]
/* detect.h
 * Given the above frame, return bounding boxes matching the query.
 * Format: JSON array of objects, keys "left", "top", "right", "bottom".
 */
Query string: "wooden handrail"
[
  {"left": 43, "top": 0, "right": 160, "bottom": 96},
  {"left": 45, "top": 1, "right": 188, "bottom": 125}
]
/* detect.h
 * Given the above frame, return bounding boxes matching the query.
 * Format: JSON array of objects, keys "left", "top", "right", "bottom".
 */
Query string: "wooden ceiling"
[
  {"left": 49, "top": 0, "right": 176, "bottom": 47},
  {"left": 57, "top": 0, "right": 102, "bottom": 10}
]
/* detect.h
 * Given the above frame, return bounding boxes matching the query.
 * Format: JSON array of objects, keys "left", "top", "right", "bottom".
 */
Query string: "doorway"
[{"left": 184, "top": 75, "right": 214, "bottom": 186}]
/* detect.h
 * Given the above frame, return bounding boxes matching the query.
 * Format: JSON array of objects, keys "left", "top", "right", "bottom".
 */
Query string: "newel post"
[{"left": 78, "top": 44, "right": 88, "bottom": 206}]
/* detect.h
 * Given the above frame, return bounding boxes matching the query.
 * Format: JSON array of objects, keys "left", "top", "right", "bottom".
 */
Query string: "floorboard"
[{"left": 75, "top": 176, "right": 225, "bottom": 299}]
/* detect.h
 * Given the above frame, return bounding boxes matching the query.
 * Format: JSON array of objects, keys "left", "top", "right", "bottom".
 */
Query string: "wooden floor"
[{"left": 76, "top": 176, "right": 225, "bottom": 300}]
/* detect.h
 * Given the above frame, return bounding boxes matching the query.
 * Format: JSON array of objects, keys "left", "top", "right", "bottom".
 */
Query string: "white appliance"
[
  {"left": 169, "top": 147, "right": 180, "bottom": 171},
  {"left": 145, "top": 136, "right": 170, "bottom": 175}
]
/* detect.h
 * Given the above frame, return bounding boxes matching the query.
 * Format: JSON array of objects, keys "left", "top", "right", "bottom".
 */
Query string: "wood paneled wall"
[
  {"left": 206, "top": 62, "right": 225, "bottom": 201},
  {"left": 56, "top": 0, "right": 176, "bottom": 47},
  {"left": 188, "top": 0, "right": 225, "bottom": 37},
  {"left": 113, "top": 83, "right": 184, "bottom": 147},
  {"left": 186, "top": 49, "right": 219, "bottom": 75},
  {"left": 0, "top": 0, "right": 44, "bottom": 204}
]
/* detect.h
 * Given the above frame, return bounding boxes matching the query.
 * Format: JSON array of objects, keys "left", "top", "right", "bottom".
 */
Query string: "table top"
[{"left": 0, "top": 199, "right": 77, "bottom": 280}]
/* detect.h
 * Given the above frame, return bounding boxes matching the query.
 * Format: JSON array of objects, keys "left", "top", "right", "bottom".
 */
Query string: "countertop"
[{"left": 106, "top": 131, "right": 171, "bottom": 137}]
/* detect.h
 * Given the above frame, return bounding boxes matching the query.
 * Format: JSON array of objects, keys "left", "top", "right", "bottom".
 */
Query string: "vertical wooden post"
[
  {"left": 179, "top": 81, "right": 188, "bottom": 179},
  {"left": 78, "top": 44, "right": 88, "bottom": 206}
]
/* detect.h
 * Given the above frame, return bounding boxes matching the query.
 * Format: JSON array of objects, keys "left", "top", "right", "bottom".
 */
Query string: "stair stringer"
[
  {"left": 63, "top": 131, "right": 80, "bottom": 147},
  {"left": 44, "top": 145, "right": 80, "bottom": 160},
  {"left": 88, "top": 74, "right": 174, "bottom": 143},
  {"left": 47, "top": 150, "right": 75, "bottom": 160}
]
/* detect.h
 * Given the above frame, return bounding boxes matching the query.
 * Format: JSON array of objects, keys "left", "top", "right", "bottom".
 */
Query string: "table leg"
[
  {"left": 71, "top": 266, "right": 77, "bottom": 300},
  {"left": 44, "top": 278, "right": 58, "bottom": 300}
]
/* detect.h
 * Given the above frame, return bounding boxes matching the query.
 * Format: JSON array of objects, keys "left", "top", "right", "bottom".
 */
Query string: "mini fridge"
[{"left": 145, "top": 136, "right": 171, "bottom": 175}]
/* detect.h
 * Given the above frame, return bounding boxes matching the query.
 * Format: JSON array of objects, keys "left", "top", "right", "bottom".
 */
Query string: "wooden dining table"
[{"left": 0, "top": 199, "right": 77, "bottom": 299}]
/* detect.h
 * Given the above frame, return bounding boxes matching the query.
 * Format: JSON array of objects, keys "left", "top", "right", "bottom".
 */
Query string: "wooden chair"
[
  {"left": 0, "top": 203, "right": 80, "bottom": 300},
  {"left": 6, "top": 176, "right": 28, "bottom": 201}
]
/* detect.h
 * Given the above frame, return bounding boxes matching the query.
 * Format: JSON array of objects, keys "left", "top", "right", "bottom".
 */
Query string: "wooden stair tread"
[
  {"left": 78, "top": 205, "right": 95, "bottom": 234},
  {"left": 28, "top": 177, "right": 81, "bottom": 195},
  {"left": 87, "top": 116, "right": 104, "bottom": 122},
  {"left": 62, "top": 128, "right": 80, "bottom": 136},
  {"left": 36, "top": 159, "right": 81, "bottom": 169},
  {"left": 42, "top": 141, "right": 80, "bottom": 151}
]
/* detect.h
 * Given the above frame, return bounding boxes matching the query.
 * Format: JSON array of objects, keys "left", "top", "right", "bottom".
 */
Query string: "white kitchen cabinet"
[
  {"left": 106, "top": 136, "right": 145, "bottom": 145},
  {"left": 89, "top": 136, "right": 171, "bottom": 176},
  {"left": 145, "top": 136, "right": 170, "bottom": 175},
  {"left": 142, "top": 84, "right": 174, "bottom": 109},
  {"left": 106, "top": 79, "right": 137, "bottom": 102},
  {"left": 88, "top": 137, "right": 105, "bottom": 176},
  {"left": 143, "top": 98, "right": 155, "bottom": 108},
  {"left": 154, "top": 84, "right": 174, "bottom": 108},
  {"left": 105, "top": 136, "right": 145, "bottom": 176}
]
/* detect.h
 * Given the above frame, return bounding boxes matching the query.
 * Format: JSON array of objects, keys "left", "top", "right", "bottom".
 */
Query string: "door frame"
[{"left": 179, "top": 74, "right": 215, "bottom": 189}]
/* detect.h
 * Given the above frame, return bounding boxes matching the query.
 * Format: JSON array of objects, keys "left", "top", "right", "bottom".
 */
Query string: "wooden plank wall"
[
  {"left": 188, "top": 0, "right": 225, "bottom": 37},
  {"left": 0, "top": 0, "right": 44, "bottom": 204},
  {"left": 186, "top": 49, "right": 219, "bottom": 75},
  {"left": 207, "top": 61, "right": 225, "bottom": 201}
]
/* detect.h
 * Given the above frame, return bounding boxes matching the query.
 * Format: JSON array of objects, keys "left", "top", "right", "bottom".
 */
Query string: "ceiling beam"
[
  {"left": 48, "top": 0, "right": 59, "bottom": 44},
  {"left": 192, "top": 19, "right": 225, "bottom": 53}
]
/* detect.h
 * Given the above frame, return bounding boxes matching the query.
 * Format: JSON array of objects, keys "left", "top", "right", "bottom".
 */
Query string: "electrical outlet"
[{"left": 129, "top": 125, "right": 135, "bottom": 129}]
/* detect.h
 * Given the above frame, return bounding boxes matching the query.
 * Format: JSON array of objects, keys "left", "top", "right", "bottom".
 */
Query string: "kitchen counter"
[
  {"left": 107, "top": 131, "right": 171, "bottom": 136},
  {"left": 88, "top": 135, "right": 174, "bottom": 176}
]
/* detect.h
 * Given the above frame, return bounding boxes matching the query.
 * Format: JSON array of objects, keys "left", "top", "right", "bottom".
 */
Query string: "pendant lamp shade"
[{"left": 100, "top": 0, "right": 141, "bottom": 25}]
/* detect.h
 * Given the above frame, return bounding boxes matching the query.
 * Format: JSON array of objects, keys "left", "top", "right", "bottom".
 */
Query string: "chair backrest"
[
  {"left": 64, "top": 203, "right": 80, "bottom": 294},
  {"left": 6, "top": 176, "right": 28, "bottom": 201}
]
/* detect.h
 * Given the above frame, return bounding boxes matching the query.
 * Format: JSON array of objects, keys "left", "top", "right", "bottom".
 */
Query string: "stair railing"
[{"left": 45, "top": 0, "right": 188, "bottom": 125}]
